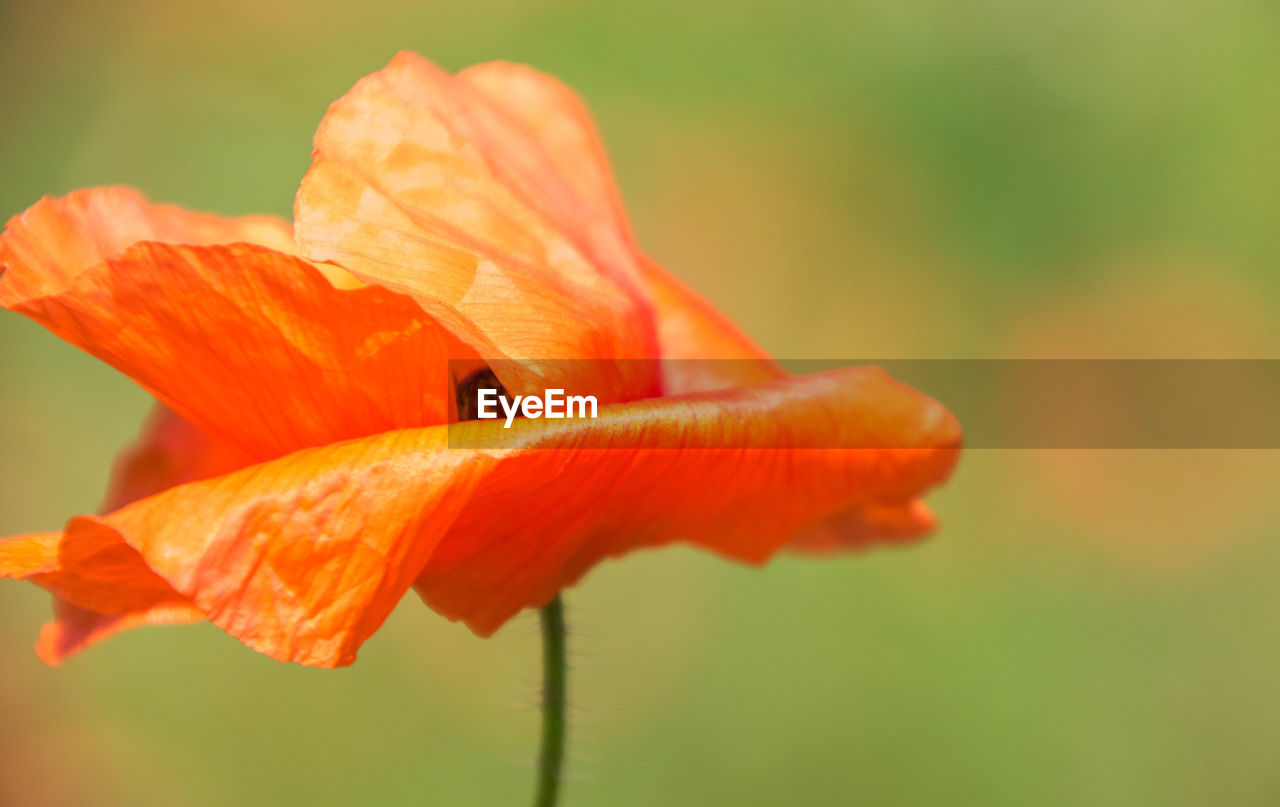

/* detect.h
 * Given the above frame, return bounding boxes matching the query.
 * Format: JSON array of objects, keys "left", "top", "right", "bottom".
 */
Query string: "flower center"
[{"left": 455, "top": 366, "right": 509, "bottom": 421}]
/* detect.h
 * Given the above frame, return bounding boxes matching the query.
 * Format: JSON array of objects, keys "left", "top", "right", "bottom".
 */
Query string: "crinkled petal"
[
  {"left": 295, "top": 52, "right": 659, "bottom": 403},
  {"left": 88, "top": 428, "right": 491, "bottom": 667},
  {"left": 637, "top": 255, "right": 785, "bottom": 393},
  {"left": 0, "top": 526, "right": 195, "bottom": 664},
  {"left": 455, "top": 61, "right": 640, "bottom": 278},
  {"left": 0, "top": 532, "right": 59, "bottom": 579},
  {"left": 432, "top": 63, "right": 782, "bottom": 394},
  {"left": 416, "top": 366, "right": 961, "bottom": 634},
  {"left": 4, "top": 367, "right": 956, "bottom": 664},
  {"left": 0, "top": 523, "right": 184, "bottom": 615},
  {"left": 2, "top": 222, "right": 456, "bottom": 460},
  {"left": 36, "top": 599, "right": 205, "bottom": 666},
  {"left": 43, "top": 404, "right": 257, "bottom": 663},
  {"left": 789, "top": 499, "right": 939, "bottom": 552},
  {"left": 24, "top": 398, "right": 259, "bottom": 663},
  {"left": 1, "top": 187, "right": 364, "bottom": 657},
  {"left": 0, "top": 186, "right": 296, "bottom": 301},
  {"left": 101, "top": 404, "right": 257, "bottom": 513}
]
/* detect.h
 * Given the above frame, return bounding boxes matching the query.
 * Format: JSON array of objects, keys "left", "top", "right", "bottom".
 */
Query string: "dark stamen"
[{"left": 455, "top": 366, "right": 510, "bottom": 421}]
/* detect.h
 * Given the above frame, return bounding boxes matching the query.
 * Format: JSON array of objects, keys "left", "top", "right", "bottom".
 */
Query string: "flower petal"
[
  {"left": 36, "top": 599, "right": 205, "bottom": 666},
  {"left": 0, "top": 522, "right": 184, "bottom": 615},
  {"left": 295, "top": 52, "right": 660, "bottom": 403},
  {"left": 101, "top": 404, "right": 257, "bottom": 513},
  {"left": 440, "top": 70, "right": 947, "bottom": 557},
  {"left": 6, "top": 366, "right": 955, "bottom": 664},
  {"left": 788, "top": 499, "right": 939, "bottom": 552},
  {"left": 436, "top": 63, "right": 785, "bottom": 394},
  {"left": 417, "top": 366, "right": 961, "bottom": 634},
  {"left": 0, "top": 532, "right": 59, "bottom": 580},
  {"left": 2, "top": 231, "right": 456, "bottom": 460},
  {"left": 637, "top": 255, "right": 786, "bottom": 393},
  {"left": 454, "top": 61, "right": 640, "bottom": 279},
  {"left": 85, "top": 428, "right": 492, "bottom": 667},
  {"left": 0, "top": 186, "right": 296, "bottom": 301},
  {"left": 0, "top": 524, "right": 194, "bottom": 666},
  {"left": 5, "top": 426, "right": 494, "bottom": 667},
  {"left": 35, "top": 404, "right": 257, "bottom": 663}
]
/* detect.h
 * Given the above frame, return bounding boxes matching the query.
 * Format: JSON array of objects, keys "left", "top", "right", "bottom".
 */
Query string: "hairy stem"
[{"left": 534, "top": 595, "right": 567, "bottom": 807}]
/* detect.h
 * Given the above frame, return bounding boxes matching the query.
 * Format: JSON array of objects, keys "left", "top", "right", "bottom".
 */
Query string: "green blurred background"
[{"left": 3, "top": 1, "right": 1280, "bottom": 804}]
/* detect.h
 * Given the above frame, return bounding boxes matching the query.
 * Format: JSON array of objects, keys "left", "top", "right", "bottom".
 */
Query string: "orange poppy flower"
[{"left": 0, "top": 53, "right": 960, "bottom": 669}]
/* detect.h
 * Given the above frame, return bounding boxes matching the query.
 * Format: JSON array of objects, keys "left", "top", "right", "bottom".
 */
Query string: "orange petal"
[
  {"left": 7, "top": 367, "right": 955, "bottom": 664},
  {"left": 101, "top": 404, "right": 257, "bottom": 513},
  {"left": 34, "top": 396, "right": 257, "bottom": 662},
  {"left": 87, "top": 428, "right": 492, "bottom": 667},
  {"left": 37, "top": 405, "right": 256, "bottom": 663},
  {"left": 0, "top": 521, "right": 184, "bottom": 616},
  {"left": 0, "top": 532, "right": 60, "bottom": 580},
  {"left": 10, "top": 425, "right": 491, "bottom": 666},
  {"left": 788, "top": 499, "right": 939, "bottom": 552},
  {"left": 36, "top": 599, "right": 205, "bottom": 666},
  {"left": 455, "top": 61, "right": 640, "bottom": 278},
  {"left": 417, "top": 366, "right": 961, "bottom": 634},
  {"left": 449, "top": 71, "right": 943, "bottom": 552},
  {"left": 0, "top": 186, "right": 296, "bottom": 301},
  {"left": 1, "top": 525, "right": 196, "bottom": 664},
  {"left": 637, "top": 254, "right": 786, "bottom": 393},
  {"left": 295, "top": 53, "right": 660, "bottom": 403},
  {"left": 434, "top": 63, "right": 784, "bottom": 393},
  {"left": 2, "top": 231, "right": 455, "bottom": 461}
]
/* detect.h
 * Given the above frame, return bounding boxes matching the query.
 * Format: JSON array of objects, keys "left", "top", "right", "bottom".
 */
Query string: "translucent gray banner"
[{"left": 447, "top": 359, "right": 1280, "bottom": 449}]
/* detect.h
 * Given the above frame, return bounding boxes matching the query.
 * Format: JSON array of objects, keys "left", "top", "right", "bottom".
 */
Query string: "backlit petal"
[
  {"left": 0, "top": 186, "right": 295, "bottom": 301},
  {"left": 41, "top": 405, "right": 256, "bottom": 663},
  {"left": 36, "top": 599, "right": 205, "bottom": 666},
  {"left": 6, "top": 366, "right": 955, "bottom": 664},
  {"left": 2, "top": 231, "right": 455, "bottom": 460},
  {"left": 441, "top": 70, "right": 944, "bottom": 555},
  {"left": 101, "top": 404, "right": 257, "bottom": 513},
  {"left": 434, "top": 63, "right": 784, "bottom": 394},
  {"left": 295, "top": 52, "right": 659, "bottom": 403},
  {"left": 638, "top": 254, "right": 786, "bottom": 393},
  {"left": 1, "top": 525, "right": 194, "bottom": 666},
  {"left": 417, "top": 366, "right": 961, "bottom": 634},
  {"left": 0, "top": 533, "right": 59, "bottom": 580},
  {"left": 455, "top": 61, "right": 639, "bottom": 280},
  {"left": 789, "top": 499, "right": 939, "bottom": 552},
  {"left": 0, "top": 522, "right": 183, "bottom": 615},
  {"left": 9, "top": 426, "right": 493, "bottom": 666},
  {"left": 88, "top": 428, "right": 492, "bottom": 667}
]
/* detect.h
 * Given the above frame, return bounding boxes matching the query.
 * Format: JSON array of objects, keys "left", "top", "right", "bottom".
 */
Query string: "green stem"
[{"left": 534, "top": 595, "right": 567, "bottom": 807}]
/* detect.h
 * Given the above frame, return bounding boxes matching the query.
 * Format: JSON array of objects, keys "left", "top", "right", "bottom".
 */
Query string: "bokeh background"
[{"left": 3, "top": 1, "right": 1280, "bottom": 804}]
